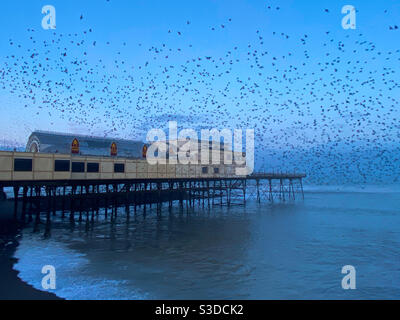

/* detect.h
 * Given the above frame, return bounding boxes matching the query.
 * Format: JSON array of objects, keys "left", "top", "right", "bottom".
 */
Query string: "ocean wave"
[{"left": 13, "top": 232, "right": 149, "bottom": 300}]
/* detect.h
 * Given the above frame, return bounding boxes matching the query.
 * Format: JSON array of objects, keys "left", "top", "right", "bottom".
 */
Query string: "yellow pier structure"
[{"left": 0, "top": 151, "right": 245, "bottom": 183}]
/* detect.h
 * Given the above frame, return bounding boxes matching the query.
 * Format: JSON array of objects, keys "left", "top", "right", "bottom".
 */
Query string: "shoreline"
[{"left": 0, "top": 202, "right": 63, "bottom": 300}]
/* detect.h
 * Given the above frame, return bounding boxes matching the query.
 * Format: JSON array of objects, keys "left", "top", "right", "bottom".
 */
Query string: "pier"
[
  {"left": 1, "top": 173, "right": 305, "bottom": 221},
  {"left": 0, "top": 150, "right": 306, "bottom": 221}
]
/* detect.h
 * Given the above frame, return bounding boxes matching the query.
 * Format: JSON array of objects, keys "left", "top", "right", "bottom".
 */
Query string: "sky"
[{"left": 0, "top": 0, "right": 399, "bottom": 183}]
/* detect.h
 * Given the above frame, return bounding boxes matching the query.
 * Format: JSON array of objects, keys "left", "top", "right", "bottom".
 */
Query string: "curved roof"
[{"left": 26, "top": 131, "right": 145, "bottom": 158}]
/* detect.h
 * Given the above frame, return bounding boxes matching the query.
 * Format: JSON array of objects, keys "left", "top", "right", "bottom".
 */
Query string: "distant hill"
[
  {"left": 0, "top": 140, "right": 25, "bottom": 152},
  {"left": 256, "top": 144, "right": 400, "bottom": 185}
]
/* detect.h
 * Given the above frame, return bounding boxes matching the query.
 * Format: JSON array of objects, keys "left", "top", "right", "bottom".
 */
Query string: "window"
[
  {"left": 214, "top": 167, "right": 220, "bottom": 174},
  {"left": 87, "top": 163, "right": 99, "bottom": 173},
  {"left": 114, "top": 163, "right": 125, "bottom": 173},
  {"left": 14, "top": 159, "right": 32, "bottom": 172},
  {"left": 55, "top": 160, "right": 70, "bottom": 172},
  {"left": 72, "top": 162, "right": 85, "bottom": 173},
  {"left": 202, "top": 167, "right": 208, "bottom": 174}
]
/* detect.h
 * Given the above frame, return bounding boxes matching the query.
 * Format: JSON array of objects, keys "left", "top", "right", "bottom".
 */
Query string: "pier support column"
[
  {"left": 268, "top": 179, "right": 273, "bottom": 203},
  {"left": 143, "top": 183, "right": 147, "bottom": 215},
  {"left": 52, "top": 187, "right": 57, "bottom": 216},
  {"left": 207, "top": 181, "right": 210, "bottom": 209},
  {"left": 0, "top": 186, "right": 6, "bottom": 201},
  {"left": 157, "top": 182, "right": 162, "bottom": 213},
  {"left": 185, "top": 182, "right": 190, "bottom": 212},
  {"left": 300, "top": 178, "right": 304, "bottom": 200},
  {"left": 212, "top": 181, "right": 216, "bottom": 206},
  {"left": 61, "top": 186, "right": 66, "bottom": 218},
  {"left": 219, "top": 180, "right": 223, "bottom": 206},
  {"left": 168, "top": 182, "right": 173, "bottom": 211},
  {"left": 125, "top": 184, "right": 131, "bottom": 219},
  {"left": 279, "top": 179, "right": 285, "bottom": 202},
  {"left": 134, "top": 183, "right": 137, "bottom": 214},
  {"left": 202, "top": 181, "right": 205, "bottom": 209},
  {"left": 21, "top": 186, "right": 28, "bottom": 222},
  {"left": 34, "top": 186, "right": 41, "bottom": 224},
  {"left": 289, "top": 179, "right": 295, "bottom": 200},
  {"left": 179, "top": 182, "right": 184, "bottom": 209},
  {"left": 70, "top": 186, "right": 76, "bottom": 222},
  {"left": 188, "top": 182, "right": 192, "bottom": 209},
  {"left": 13, "top": 186, "right": 20, "bottom": 218},
  {"left": 226, "top": 181, "right": 231, "bottom": 207},
  {"left": 28, "top": 186, "right": 34, "bottom": 222},
  {"left": 243, "top": 179, "right": 247, "bottom": 205},
  {"left": 149, "top": 183, "right": 153, "bottom": 209}
]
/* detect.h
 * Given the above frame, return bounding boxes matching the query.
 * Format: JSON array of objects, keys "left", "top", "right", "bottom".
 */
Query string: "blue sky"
[
  {"left": 0, "top": 0, "right": 399, "bottom": 182},
  {"left": 0, "top": 0, "right": 399, "bottom": 140}
]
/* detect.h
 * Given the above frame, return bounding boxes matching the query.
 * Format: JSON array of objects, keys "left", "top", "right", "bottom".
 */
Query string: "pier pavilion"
[{"left": 0, "top": 132, "right": 306, "bottom": 219}]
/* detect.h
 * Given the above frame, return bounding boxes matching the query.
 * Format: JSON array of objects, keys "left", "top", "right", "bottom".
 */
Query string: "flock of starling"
[{"left": 0, "top": 3, "right": 399, "bottom": 185}]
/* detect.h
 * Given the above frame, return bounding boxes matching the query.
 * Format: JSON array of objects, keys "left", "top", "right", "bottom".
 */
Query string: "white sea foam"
[{"left": 13, "top": 233, "right": 148, "bottom": 300}]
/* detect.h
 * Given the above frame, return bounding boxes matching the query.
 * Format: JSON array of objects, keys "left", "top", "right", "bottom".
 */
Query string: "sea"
[{"left": 10, "top": 185, "right": 400, "bottom": 300}]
